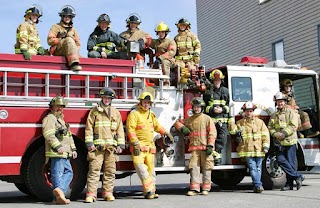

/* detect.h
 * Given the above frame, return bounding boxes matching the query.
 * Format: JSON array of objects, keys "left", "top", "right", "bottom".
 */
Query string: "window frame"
[{"left": 272, "top": 39, "right": 285, "bottom": 61}]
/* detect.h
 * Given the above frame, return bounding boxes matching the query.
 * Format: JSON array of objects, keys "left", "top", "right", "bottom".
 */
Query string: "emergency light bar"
[{"left": 240, "top": 56, "right": 268, "bottom": 66}]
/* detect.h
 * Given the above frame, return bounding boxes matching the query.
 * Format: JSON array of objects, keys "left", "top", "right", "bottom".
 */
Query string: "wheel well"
[{"left": 296, "top": 142, "right": 306, "bottom": 171}]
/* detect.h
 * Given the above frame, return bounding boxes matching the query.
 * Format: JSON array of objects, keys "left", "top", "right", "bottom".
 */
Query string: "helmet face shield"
[
  {"left": 25, "top": 4, "right": 43, "bottom": 18},
  {"left": 59, "top": 5, "right": 76, "bottom": 18},
  {"left": 126, "top": 13, "right": 141, "bottom": 24},
  {"left": 97, "top": 14, "right": 111, "bottom": 23}
]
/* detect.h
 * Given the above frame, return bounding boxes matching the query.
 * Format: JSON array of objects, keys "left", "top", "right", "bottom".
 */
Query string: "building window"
[
  {"left": 272, "top": 40, "right": 284, "bottom": 60},
  {"left": 231, "top": 77, "right": 252, "bottom": 102}
]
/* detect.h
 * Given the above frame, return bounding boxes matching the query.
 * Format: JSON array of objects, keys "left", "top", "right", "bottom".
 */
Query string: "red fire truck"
[{"left": 0, "top": 54, "right": 319, "bottom": 201}]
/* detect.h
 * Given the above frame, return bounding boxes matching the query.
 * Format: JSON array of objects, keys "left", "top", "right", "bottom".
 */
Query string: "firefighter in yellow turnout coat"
[
  {"left": 47, "top": 5, "right": 82, "bottom": 71},
  {"left": 15, "top": 5, "right": 45, "bottom": 60},
  {"left": 126, "top": 92, "right": 174, "bottom": 199},
  {"left": 42, "top": 95, "right": 77, "bottom": 205},
  {"left": 229, "top": 102, "right": 270, "bottom": 193},
  {"left": 85, "top": 87, "right": 125, "bottom": 203},
  {"left": 174, "top": 97, "right": 216, "bottom": 196}
]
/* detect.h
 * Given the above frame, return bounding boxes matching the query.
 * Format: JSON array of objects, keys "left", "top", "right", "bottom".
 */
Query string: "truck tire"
[
  {"left": 24, "top": 145, "right": 87, "bottom": 201},
  {"left": 14, "top": 183, "right": 33, "bottom": 196},
  {"left": 211, "top": 169, "right": 246, "bottom": 187},
  {"left": 261, "top": 151, "right": 286, "bottom": 190}
]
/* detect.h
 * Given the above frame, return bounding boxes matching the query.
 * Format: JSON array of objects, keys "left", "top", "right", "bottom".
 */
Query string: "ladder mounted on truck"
[{"left": 0, "top": 66, "right": 171, "bottom": 108}]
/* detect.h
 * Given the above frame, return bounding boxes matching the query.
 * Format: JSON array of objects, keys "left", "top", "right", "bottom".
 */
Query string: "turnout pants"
[{"left": 53, "top": 37, "right": 79, "bottom": 67}]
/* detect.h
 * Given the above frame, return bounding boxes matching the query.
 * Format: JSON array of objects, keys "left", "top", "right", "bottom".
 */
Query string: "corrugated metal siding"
[{"left": 197, "top": 0, "right": 320, "bottom": 72}]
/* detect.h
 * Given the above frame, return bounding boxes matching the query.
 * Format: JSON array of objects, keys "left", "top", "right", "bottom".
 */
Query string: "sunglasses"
[{"left": 62, "top": 15, "right": 72, "bottom": 18}]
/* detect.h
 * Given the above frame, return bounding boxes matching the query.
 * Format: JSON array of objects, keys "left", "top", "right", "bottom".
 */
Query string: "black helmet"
[
  {"left": 97, "top": 13, "right": 111, "bottom": 23},
  {"left": 24, "top": 5, "right": 43, "bottom": 18},
  {"left": 98, "top": 87, "right": 116, "bottom": 99},
  {"left": 175, "top": 18, "right": 191, "bottom": 27},
  {"left": 59, "top": 5, "right": 76, "bottom": 18},
  {"left": 190, "top": 97, "right": 205, "bottom": 107},
  {"left": 126, "top": 14, "right": 141, "bottom": 24}
]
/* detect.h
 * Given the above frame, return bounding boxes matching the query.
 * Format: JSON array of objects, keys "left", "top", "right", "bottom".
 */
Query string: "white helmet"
[{"left": 273, "top": 92, "right": 287, "bottom": 101}]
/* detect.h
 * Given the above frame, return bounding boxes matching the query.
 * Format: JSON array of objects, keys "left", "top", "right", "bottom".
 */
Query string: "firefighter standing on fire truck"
[
  {"left": 119, "top": 14, "right": 152, "bottom": 58},
  {"left": 126, "top": 92, "right": 174, "bottom": 199},
  {"left": 174, "top": 97, "right": 216, "bottom": 196},
  {"left": 150, "top": 22, "right": 177, "bottom": 86},
  {"left": 84, "top": 87, "right": 125, "bottom": 203},
  {"left": 281, "top": 78, "right": 320, "bottom": 138},
  {"left": 229, "top": 102, "right": 270, "bottom": 193},
  {"left": 87, "top": 14, "right": 126, "bottom": 59},
  {"left": 15, "top": 5, "right": 46, "bottom": 60},
  {"left": 174, "top": 18, "right": 201, "bottom": 84},
  {"left": 47, "top": 5, "right": 82, "bottom": 71},
  {"left": 42, "top": 95, "right": 77, "bottom": 205},
  {"left": 203, "top": 69, "right": 230, "bottom": 165},
  {"left": 268, "top": 92, "right": 304, "bottom": 191}
]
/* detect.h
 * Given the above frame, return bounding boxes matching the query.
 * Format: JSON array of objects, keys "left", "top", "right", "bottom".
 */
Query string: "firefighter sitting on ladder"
[
  {"left": 281, "top": 78, "right": 320, "bottom": 138},
  {"left": 126, "top": 92, "right": 174, "bottom": 199},
  {"left": 150, "top": 22, "right": 177, "bottom": 86},
  {"left": 84, "top": 87, "right": 125, "bottom": 203},
  {"left": 174, "top": 97, "right": 216, "bottom": 196},
  {"left": 203, "top": 69, "right": 230, "bottom": 165}
]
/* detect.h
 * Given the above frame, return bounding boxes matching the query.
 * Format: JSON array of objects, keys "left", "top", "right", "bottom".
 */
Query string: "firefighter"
[
  {"left": 150, "top": 22, "right": 177, "bottom": 86},
  {"left": 174, "top": 18, "right": 201, "bottom": 84},
  {"left": 174, "top": 97, "right": 216, "bottom": 196},
  {"left": 15, "top": 5, "right": 46, "bottom": 60},
  {"left": 281, "top": 78, "right": 320, "bottom": 138},
  {"left": 268, "top": 92, "right": 304, "bottom": 191},
  {"left": 84, "top": 87, "right": 125, "bottom": 203},
  {"left": 47, "top": 5, "right": 82, "bottom": 71},
  {"left": 87, "top": 14, "right": 127, "bottom": 59},
  {"left": 229, "top": 102, "right": 270, "bottom": 193},
  {"left": 118, "top": 13, "right": 152, "bottom": 59},
  {"left": 126, "top": 92, "right": 174, "bottom": 199},
  {"left": 203, "top": 69, "right": 230, "bottom": 165},
  {"left": 42, "top": 95, "right": 77, "bottom": 204}
]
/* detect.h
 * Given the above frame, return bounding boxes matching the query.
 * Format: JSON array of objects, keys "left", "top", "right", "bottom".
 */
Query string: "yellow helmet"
[
  {"left": 281, "top": 79, "right": 293, "bottom": 86},
  {"left": 155, "top": 22, "right": 170, "bottom": 32},
  {"left": 210, "top": 69, "right": 225, "bottom": 80},
  {"left": 139, "top": 92, "right": 154, "bottom": 102},
  {"left": 49, "top": 95, "right": 67, "bottom": 107}
]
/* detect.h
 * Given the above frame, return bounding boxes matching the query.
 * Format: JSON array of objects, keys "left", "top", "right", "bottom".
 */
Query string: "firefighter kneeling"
[
  {"left": 126, "top": 92, "right": 174, "bottom": 199},
  {"left": 84, "top": 87, "right": 125, "bottom": 203},
  {"left": 174, "top": 97, "right": 217, "bottom": 196}
]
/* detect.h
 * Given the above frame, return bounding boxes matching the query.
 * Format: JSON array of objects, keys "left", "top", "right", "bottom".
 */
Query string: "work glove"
[
  {"left": 21, "top": 49, "right": 31, "bottom": 60},
  {"left": 180, "top": 126, "right": 191, "bottom": 136},
  {"left": 206, "top": 145, "right": 213, "bottom": 156},
  {"left": 133, "top": 143, "right": 141, "bottom": 156},
  {"left": 37, "top": 47, "right": 45, "bottom": 55},
  {"left": 165, "top": 132, "right": 174, "bottom": 144}
]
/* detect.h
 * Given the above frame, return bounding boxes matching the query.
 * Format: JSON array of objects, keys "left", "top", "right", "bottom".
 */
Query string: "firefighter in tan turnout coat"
[
  {"left": 42, "top": 95, "right": 77, "bottom": 204},
  {"left": 174, "top": 97, "right": 216, "bottom": 196},
  {"left": 84, "top": 87, "right": 125, "bottom": 203},
  {"left": 47, "top": 5, "right": 82, "bottom": 71}
]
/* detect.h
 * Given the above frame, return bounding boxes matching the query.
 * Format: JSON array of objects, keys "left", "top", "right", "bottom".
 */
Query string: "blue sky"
[{"left": 1, "top": 0, "right": 197, "bottom": 57}]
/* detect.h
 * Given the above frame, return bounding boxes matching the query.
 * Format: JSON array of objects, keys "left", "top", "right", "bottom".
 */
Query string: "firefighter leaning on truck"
[
  {"left": 126, "top": 92, "right": 174, "bottom": 199},
  {"left": 174, "top": 97, "right": 217, "bottom": 196},
  {"left": 229, "top": 101, "right": 270, "bottom": 193},
  {"left": 15, "top": 4, "right": 46, "bottom": 60},
  {"left": 203, "top": 69, "right": 230, "bottom": 165},
  {"left": 42, "top": 95, "right": 77, "bottom": 205},
  {"left": 47, "top": 5, "right": 82, "bottom": 71},
  {"left": 84, "top": 87, "right": 125, "bottom": 203}
]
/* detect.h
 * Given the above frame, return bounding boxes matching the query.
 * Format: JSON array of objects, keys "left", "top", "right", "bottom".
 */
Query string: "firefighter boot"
[
  {"left": 104, "top": 195, "right": 115, "bottom": 202},
  {"left": 53, "top": 188, "right": 70, "bottom": 204},
  {"left": 202, "top": 190, "right": 209, "bottom": 196},
  {"left": 85, "top": 196, "right": 97, "bottom": 203},
  {"left": 303, "top": 129, "right": 320, "bottom": 138},
  {"left": 70, "top": 62, "right": 82, "bottom": 71},
  {"left": 144, "top": 191, "right": 155, "bottom": 199},
  {"left": 186, "top": 190, "right": 197, "bottom": 196}
]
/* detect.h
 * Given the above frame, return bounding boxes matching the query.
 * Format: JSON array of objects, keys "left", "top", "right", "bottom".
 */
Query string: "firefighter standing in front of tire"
[
  {"left": 174, "top": 97, "right": 216, "bottom": 196},
  {"left": 84, "top": 87, "right": 125, "bottom": 203},
  {"left": 47, "top": 5, "right": 82, "bottom": 71},
  {"left": 126, "top": 92, "right": 174, "bottom": 199},
  {"left": 203, "top": 69, "right": 230, "bottom": 165},
  {"left": 229, "top": 102, "right": 270, "bottom": 193},
  {"left": 268, "top": 92, "right": 304, "bottom": 190},
  {"left": 42, "top": 95, "right": 77, "bottom": 205},
  {"left": 15, "top": 5, "right": 46, "bottom": 60},
  {"left": 174, "top": 18, "right": 201, "bottom": 84}
]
